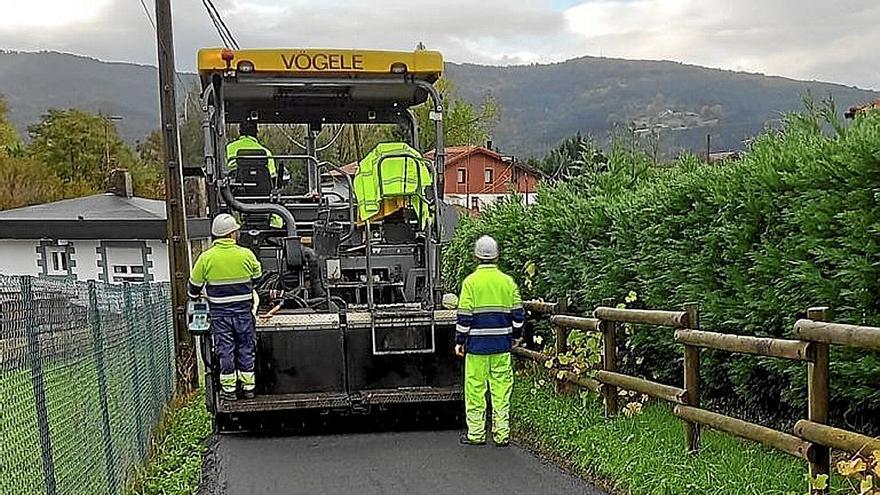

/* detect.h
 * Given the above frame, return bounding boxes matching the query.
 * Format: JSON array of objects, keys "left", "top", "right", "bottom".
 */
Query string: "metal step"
[{"left": 218, "top": 392, "right": 351, "bottom": 413}]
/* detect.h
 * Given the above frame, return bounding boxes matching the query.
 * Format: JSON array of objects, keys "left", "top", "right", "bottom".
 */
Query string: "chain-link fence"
[{"left": 0, "top": 275, "right": 175, "bottom": 495}]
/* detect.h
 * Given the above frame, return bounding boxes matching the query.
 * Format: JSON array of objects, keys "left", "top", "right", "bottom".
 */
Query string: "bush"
[{"left": 444, "top": 104, "right": 880, "bottom": 432}]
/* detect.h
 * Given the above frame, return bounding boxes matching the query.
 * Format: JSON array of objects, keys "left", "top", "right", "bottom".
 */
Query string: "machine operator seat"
[
  {"left": 232, "top": 149, "right": 274, "bottom": 229},
  {"left": 233, "top": 149, "right": 273, "bottom": 197}
]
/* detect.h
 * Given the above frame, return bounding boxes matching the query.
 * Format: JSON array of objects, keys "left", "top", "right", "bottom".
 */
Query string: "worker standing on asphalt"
[
  {"left": 226, "top": 120, "right": 283, "bottom": 229},
  {"left": 188, "top": 214, "right": 263, "bottom": 401},
  {"left": 455, "top": 235, "right": 525, "bottom": 446}
]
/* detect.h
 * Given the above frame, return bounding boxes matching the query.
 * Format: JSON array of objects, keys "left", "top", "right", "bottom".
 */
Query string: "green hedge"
[{"left": 444, "top": 106, "right": 880, "bottom": 431}]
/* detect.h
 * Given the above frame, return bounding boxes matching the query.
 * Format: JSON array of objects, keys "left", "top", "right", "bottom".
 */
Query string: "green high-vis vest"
[{"left": 353, "top": 142, "right": 433, "bottom": 226}]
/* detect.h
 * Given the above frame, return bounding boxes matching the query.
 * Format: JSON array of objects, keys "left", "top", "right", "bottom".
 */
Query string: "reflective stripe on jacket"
[
  {"left": 188, "top": 238, "right": 262, "bottom": 315},
  {"left": 226, "top": 136, "right": 277, "bottom": 177},
  {"left": 456, "top": 264, "right": 524, "bottom": 354}
]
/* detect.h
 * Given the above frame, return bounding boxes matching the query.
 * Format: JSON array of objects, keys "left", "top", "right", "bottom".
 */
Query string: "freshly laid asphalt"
[{"left": 199, "top": 429, "right": 607, "bottom": 495}]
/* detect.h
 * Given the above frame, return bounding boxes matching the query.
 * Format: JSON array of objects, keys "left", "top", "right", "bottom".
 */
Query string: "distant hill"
[
  {"left": 1, "top": 51, "right": 877, "bottom": 156},
  {"left": 0, "top": 51, "right": 196, "bottom": 143},
  {"left": 446, "top": 58, "right": 879, "bottom": 155}
]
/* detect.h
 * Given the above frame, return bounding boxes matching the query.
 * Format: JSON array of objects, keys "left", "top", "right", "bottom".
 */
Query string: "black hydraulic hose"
[
  {"left": 302, "top": 246, "right": 326, "bottom": 298},
  {"left": 220, "top": 182, "right": 298, "bottom": 238}
]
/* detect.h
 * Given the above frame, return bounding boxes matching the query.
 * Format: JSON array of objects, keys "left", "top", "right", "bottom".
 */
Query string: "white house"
[{"left": 0, "top": 183, "right": 209, "bottom": 283}]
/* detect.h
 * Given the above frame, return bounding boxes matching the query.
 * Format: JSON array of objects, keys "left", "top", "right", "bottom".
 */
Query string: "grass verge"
[
  {"left": 127, "top": 389, "right": 211, "bottom": 495},
  {"left": 512, "top": 365, "right": 849, "bottom": 495}
]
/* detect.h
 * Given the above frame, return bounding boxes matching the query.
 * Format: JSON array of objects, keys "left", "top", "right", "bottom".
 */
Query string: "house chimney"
[
  {"left": 108, "top": 169, "right": 133, "bottom": 198},
  {"left": 486, "top": 139, "right": 493, "bottom": 150}
]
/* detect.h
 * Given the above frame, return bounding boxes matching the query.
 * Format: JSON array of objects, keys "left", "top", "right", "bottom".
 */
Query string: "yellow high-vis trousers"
[{"left": 464, "top": 352, "right": 513, "bottom": 443}]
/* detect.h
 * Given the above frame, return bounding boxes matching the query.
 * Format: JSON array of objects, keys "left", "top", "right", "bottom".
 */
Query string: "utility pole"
[
  {"left": 99, "top": 112, "right": 123, "bottom": 170},
  {"left": 705, "top": 133, "right": 711, "bottom": 164},
  {"left": 155, "top": 0, "right": 198, "bottom": 393}
]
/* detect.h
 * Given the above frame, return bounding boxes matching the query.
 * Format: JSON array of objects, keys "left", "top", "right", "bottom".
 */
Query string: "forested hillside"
[{"left": 2, "top": 51, "right": 876, "bottom": 156}]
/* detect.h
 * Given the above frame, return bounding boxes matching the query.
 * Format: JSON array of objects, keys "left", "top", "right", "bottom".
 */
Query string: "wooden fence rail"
[
  {"left": 520, "top": 299, "right": 880, "bottom": 495},
  {"left": 674, "top": 329, "right": 814, "bottom": 361}
]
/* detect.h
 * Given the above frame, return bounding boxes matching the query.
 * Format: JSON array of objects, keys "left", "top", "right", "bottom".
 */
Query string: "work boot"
[
  {"left": 241, "top": 389, "right": 256, "bottom": 400},
  {"left": 220, "top": 390, "right": 237, "bottom": 402},
  {"left": 494, "top": 439, "right": 510, "bottom": 448},
  {"left": 459, "top": 433, "right": 485, "bottom": 446}
]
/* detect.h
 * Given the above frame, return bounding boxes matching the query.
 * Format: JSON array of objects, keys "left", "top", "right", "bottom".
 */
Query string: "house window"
[
  {"left": 112, "top": 264, "right": 145, "bottom": 283},
  {"left": 484, "top": 168, "right": 494, "bottom": 184},
  {"left": 457, "top": 168, "right": 466, "bottom": 184},
  {"left": 46, "top": 247, "right": 69, "bottom": 276},
  {"left": 105, "top": 246, "right": 148, "bottom": 283}
]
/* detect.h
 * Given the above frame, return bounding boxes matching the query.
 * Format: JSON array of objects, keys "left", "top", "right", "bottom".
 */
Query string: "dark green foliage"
[
  {"left": 127, "top": 391, "right": 211, "bottom": 495},
  {"left": 526, "top": 132, "right": 608, "bottom": 179},
  {"left": 511, "top": 366, "right": 848, "bottom": 495},
  {"left": 445, "top": 106, "right": 880, "bottom": 431}
]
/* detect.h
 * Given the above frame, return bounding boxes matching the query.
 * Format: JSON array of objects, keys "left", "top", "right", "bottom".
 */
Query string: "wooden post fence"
[
  {"left": 682, "top": 302, "right": 701, "bottom": 454},
  {"left": 599, "top": 298, "right": 618, "bottom": 417},
  {"left": 518, "top": 297, "right": 880, "bottom": 495},
  {"left": 805, "top": 307, "right": 830, "bottom": 495}
]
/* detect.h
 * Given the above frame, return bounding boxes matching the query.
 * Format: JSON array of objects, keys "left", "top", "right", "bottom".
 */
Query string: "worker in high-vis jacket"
[
  {"left": 226, "top": 121, "right": 283, "bottom": 229},
  {"left": 455, "top": 235, "right": 525, "bottom": 446},
  {"left": 188, "top": 214, "right": 262, "bottom": 401},
  {"left": 227, "top": 121, "right": 276, "bottom": 177}
]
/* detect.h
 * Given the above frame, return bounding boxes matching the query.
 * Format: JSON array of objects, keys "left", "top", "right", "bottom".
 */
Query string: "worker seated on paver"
[
  {"left": 455, "top": 235, "right": 524, "bottom": 447},
  {"left": 227, "top": 120, "right": 283, "bottom": 229},
  {"left": 188, "top": 214, "right": 263, "bottom": 401}
]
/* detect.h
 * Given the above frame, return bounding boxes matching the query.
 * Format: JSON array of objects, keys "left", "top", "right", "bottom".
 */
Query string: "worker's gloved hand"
[
  {"left": 512, "top": 338, "right": 523, "bottom": 348},
  {"left": 454, "top": 344, "right": 465, "bottom": 357},
  {"left": 269, "top": 289, "right": 285, "bottom": 300}
]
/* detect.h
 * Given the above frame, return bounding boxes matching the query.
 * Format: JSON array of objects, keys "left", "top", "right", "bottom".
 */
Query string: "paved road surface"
[{"left": 201, "top": 430, "right": 605, "bottom": 495}]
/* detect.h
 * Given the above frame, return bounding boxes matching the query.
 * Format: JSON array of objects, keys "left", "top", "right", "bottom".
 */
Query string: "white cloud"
[
  {"left": 0, "top": 0, "right": 876, "bottom": 89},
  {"left": 562, "top": 0, "right": 879, "bottom": 87},
  {"left": 1, "top": 0, "right": 112, "bottom": 28}
]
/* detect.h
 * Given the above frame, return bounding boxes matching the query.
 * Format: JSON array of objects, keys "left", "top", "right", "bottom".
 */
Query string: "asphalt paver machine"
[{"left": 194, "top": 48, "right": 460, "bottom": 430}]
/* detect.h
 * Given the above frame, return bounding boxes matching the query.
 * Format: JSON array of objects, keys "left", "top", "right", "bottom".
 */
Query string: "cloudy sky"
[{"left": 1, "top": 0, "right": 877, "bottom": 89}]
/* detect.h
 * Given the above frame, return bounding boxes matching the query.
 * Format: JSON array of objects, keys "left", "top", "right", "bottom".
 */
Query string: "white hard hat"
[
  {"left": 212, "top": 213, "right": 240, "bottom": 237},
  {"left": 442, "top": 293, "right": 459, "bottom": 309},
  {"left": 474, "top": 235, "right": 499, "bottom": 261}
]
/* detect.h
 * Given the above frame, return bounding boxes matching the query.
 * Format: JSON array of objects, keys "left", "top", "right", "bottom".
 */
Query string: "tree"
[
  {"left": 0, "top": 155, "right": 71, "bottom": 210},
  {"left": 133, "top": 130, "right": 167, "bottom": 199},
  {"left": 328, "top": 124, "right": 397, "bottom": 165},
  {"left": 413, "top": 78, "right": 500, "bottom": 152},
  {"left": 28, "top": 109, "right": 140, "bottom": 193},
  {"left": 531, "top": 133, "right": 607, "bottom": 180},
  {"left": 179, "top": 85, "right": 205, "bottom": 169},
  {"left": 0, "top": 96, "right": 21, "bottom": 158}
]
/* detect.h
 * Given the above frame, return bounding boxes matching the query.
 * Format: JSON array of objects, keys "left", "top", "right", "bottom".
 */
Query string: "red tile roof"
[
  {"left": 846, "top": 100, "right": 880, "bottom": 119},
  {"left": 328, "top": 162, "right": 359, "bottom": 177},
  {"left": 329, "top": 146, "right": 543, "bottom": 178},
  {"left": 425, "top": 145, "right": 504, "bottom": 166}
]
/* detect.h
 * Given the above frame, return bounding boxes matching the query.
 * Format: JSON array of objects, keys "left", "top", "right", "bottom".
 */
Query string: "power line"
[
  {"left": 135, "top": 0, "right": 193, "bottom": 118},
  {"left": 201, "top": 0, "right": 239, "bottom": 49},
  {"left": 202, "top": 0, "right": 236, "bottom": 48},
  {"left": 277, "top": 125, "right": 307, "bottom": 151},
  {"left": 202, "top": 0, "right": 233, "bottom": 48},
  {"left": 316, "top": 125, "right": 346, "bottom": 152},
  {"left": 208, "top": 0, "right": 240, "bottom": 49},
  {"left": 138, "top": 0, "right": 157, "bottom": 31},
  {"left": 201, "top": 0, "right": 231, "bottom": 48}
]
